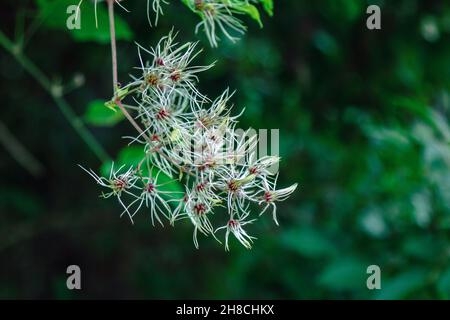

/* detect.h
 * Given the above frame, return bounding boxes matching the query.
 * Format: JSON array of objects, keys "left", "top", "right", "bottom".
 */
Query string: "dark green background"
[{"left": 1, "top": 0, "right": 450, "bottom": 299}]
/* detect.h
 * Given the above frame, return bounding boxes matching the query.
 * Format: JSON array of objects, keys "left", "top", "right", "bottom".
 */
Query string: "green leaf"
[
  {"left": 234, "top": 4, "right": 263, "bottom": 28},
  {"left": 259, "top": 0, "right": 274, "bottom": 16},
  {"left": 318, "top": 258, "right": 367, "bottom": 291},
  {"left": 116, "top": 86, "right": 130, "bottom": 100},
  {"left": 100, "top": 146, "right": 144, "bottom": 176},
  {"left": 84, "top": 100, "right": 124, "bottom": 126},
  {"left": 35, "top": 0, "right": 132, "bottom": 43},
  {"left": 180, "top": 0, "right": 196, "bottom": 13}
]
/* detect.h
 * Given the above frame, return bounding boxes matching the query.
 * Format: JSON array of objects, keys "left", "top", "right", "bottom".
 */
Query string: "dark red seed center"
[
  {"left": 194, "top": 203, "right": 206, "bottom": 215},
  {"left": 228, "top": 220, "right": 237, "bottom": 227},
  {"left": 156, "top": 109, "right": 170, "bottom": 120},
  {"left": 147, "top": 183, "right": 155, "bottom": 193}
]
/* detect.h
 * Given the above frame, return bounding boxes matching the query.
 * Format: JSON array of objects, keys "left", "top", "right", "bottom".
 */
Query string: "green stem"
[
  {"left": 107, "top": 0, "right": 118, "bottom": 94},
  {"left": 0, "top": 120, "right": 45, "bottom": 177},
  {"left": 0, "top": 29, "right": 110, "bottom": 163}
]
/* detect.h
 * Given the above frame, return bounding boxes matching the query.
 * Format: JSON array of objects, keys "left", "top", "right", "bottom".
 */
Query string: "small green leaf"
[
  {"left": 116, "top": 86, "right": 129, "bottom": 100},
  {"left": 105, "top": 100, "right": 118, "bottom": 112},
  {"left": 180, "top": 0, "right": 196, "bottom": 13},
  {"left": 234, "top": 4, "right": 263, "bottom": 28},
  {"left": 35, "top": 0, "right": 132, "bottom": 43},
  {"left": 259, "top": 0, "right": 274, "bottom": 16},
  {"left": 100, "top": 147, "right": 144, "bottom": 177},
  {"left": 115, "top": 146, "right": 145, "bottom": 169},
  {"left": 84, "top": 100, "right": 124, "bottom": 126}
]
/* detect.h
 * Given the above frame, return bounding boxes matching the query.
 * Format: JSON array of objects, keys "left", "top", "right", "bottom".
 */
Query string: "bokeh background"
[{"left": 1, "top": 0, "right": 450, "bottom": 299}]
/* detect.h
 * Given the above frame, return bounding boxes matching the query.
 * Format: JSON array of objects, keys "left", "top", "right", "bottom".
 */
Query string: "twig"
[
  {"left": 0, "top": 120, "right": 45, "bottom": 177},
  {"left": 0, "top": 29, "right": 110, "bottom": 163},
  {"left": 107, "top": 0, "right": 118, "bottom": 94},
  {"left": 115, "top": 98, "right": 149, "bottom": 140}
]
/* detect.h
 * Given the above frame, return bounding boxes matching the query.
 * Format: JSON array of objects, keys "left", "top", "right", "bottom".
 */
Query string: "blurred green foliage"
[
  {"left": 37, "top": 0, "right": 133, "bottom": 42},
  {"left": 84, "top": 100, "right": 124, "bottom": 126},
  {"left": 1, "top": 0, "right": 450, "bottom": 299}
]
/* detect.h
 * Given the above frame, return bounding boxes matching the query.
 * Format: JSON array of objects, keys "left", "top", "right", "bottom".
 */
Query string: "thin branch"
[
  {"left": 115, "top": 98, "right": 149, "bottom": 140},
  {"left": 107, "top": 0, "right": 118, "bottom": 94},
  {"left": 0, "top": 120, "right": 45, "bottom": 177},
  {"left": 107, "top": 0, "right": 149, "bottom": 142},
  {"left": 0, "top": 29, "right": 110, "bottom": 163}
]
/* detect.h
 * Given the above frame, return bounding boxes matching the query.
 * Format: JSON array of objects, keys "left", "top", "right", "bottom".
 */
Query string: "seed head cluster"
[
  {"left": 82, "top": 31, "right": 297, "bottom": 250},
  {"left": 149, "top": 0, "right": 265, "bottom": 47}
]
